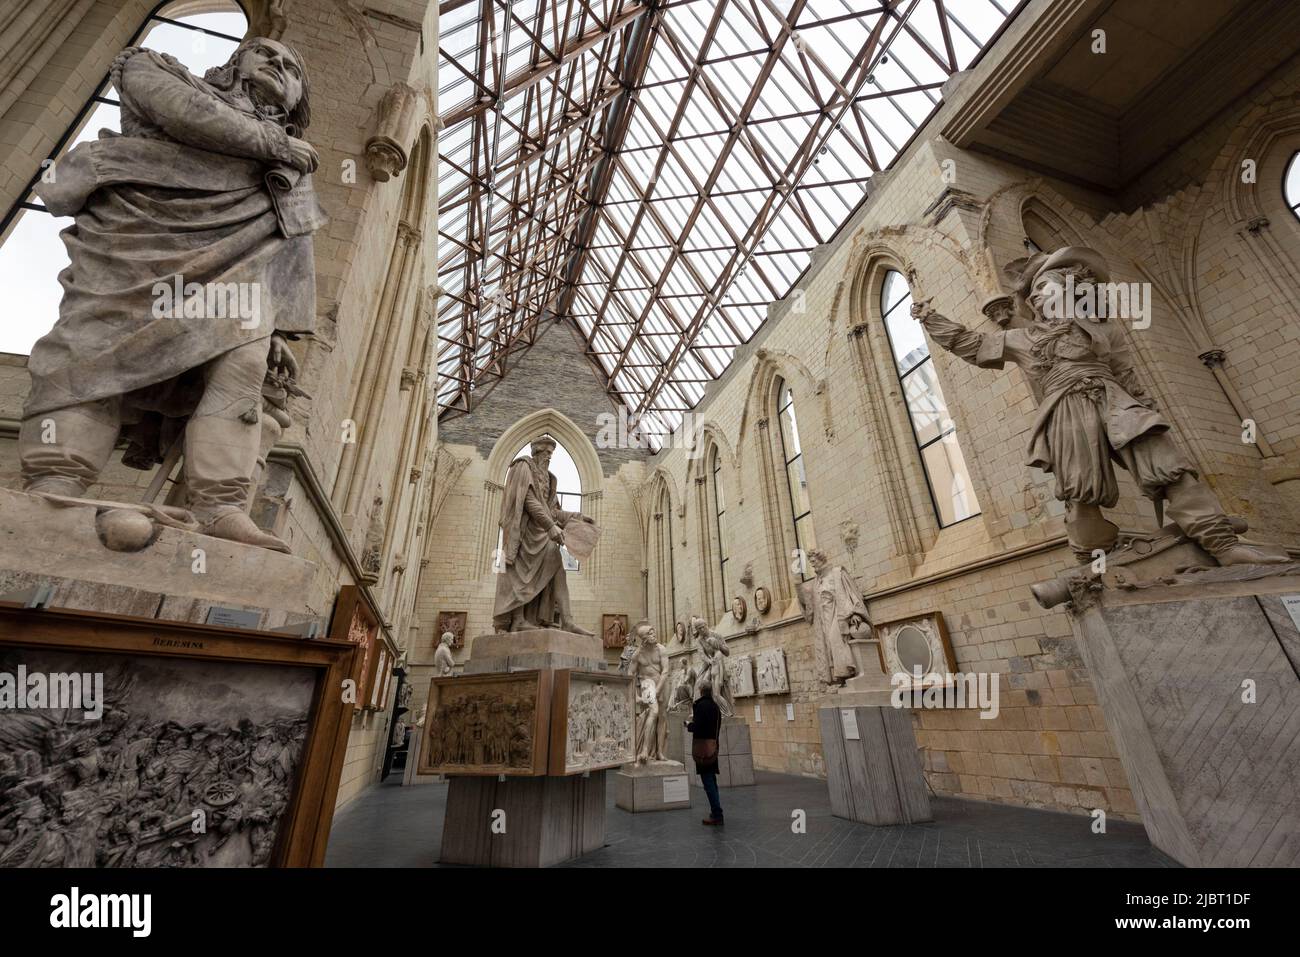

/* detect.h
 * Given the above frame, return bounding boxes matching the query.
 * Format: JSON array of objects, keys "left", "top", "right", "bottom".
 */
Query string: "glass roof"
[{"left": 436, "top": 0, "right": 1020, "bottom": 442}]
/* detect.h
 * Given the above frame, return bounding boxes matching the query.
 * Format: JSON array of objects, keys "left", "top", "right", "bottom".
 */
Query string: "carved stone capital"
[
  {"left": 1198, "top": 349, "right": 1226, "bottom": 369},
  {"left": 847, "top": 322, "right": 870, "bottom": 339},
  {"left": 409, "top": 468, "right": 422, "bottom": 484},
  {"left": 980, "top": 293, "right": 1016, "bottom": 328},
  {"left": 364, "top": 82, "right": 417, "bottom": 183},
  {"left": 1245, "top": 216, "right": 1270, "bottom": 235},
  {"left": 399, "top": 368, "right": 418, "bottom": 391}
]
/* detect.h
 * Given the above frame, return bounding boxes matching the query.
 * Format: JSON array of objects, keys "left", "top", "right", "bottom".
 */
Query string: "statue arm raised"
[
  {"left": 912, "top": 300, "right": 1007, "bottom": 369},
  {"left": 117, "top": 49, "right": 294, "bottom": 165}
]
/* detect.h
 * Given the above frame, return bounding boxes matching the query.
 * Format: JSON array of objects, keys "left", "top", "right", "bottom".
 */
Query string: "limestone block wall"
[
  {"left": 0, "top": 0, "right": 445, "bottom": 812},
  {"left": 636, "top": 34, "right": 1300, "bottom": 821}
]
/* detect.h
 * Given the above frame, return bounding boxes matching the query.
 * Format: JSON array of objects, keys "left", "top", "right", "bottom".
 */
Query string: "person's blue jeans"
[{"left": 699, "top": 771, "right": 723, "bottom": 821}]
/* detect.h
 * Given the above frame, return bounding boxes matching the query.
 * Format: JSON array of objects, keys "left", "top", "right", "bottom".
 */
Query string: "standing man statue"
[
  {"left": 493, "top": 435, "right": 598, "bottom": 634},
  {"left": 798, "top": 549, "right": 870, "bottom": 687},
  {"left": 18, "top": 38, "right": 325, "bottom": 553},
  {"left": 433, "top": 631, "right": 456, "bottom": 677},
  {"left": 912, "top": 246, "right": 1286, "bottom": 566},
  {"left": 626, "top": 620, "right": 670, "bottom": 763}
]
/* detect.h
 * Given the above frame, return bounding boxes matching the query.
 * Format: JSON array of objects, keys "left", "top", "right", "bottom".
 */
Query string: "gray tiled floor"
[{"left": 324, "top": 771, "right": 1177, "bottom": 868}]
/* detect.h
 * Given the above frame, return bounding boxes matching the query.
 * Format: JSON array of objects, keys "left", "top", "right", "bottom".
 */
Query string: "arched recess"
[
  {"left": 475, "top": 409, "right": 606, "bottom": 581},
  {"left": 684, "top": 423, "right": 737, "bottom": 620},
  {"left": 333, "top": 123, "right": 433, "bottom": 517},
  {"left": 643, "top": 470, "right": 677, "bottom": 640}
]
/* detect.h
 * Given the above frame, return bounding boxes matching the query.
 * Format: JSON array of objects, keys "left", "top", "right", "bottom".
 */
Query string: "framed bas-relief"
[
  {"left": 601, "top": 613, "right": 629, "bottom": 650},
  {"left": 435, "top": 610, "right": 467, "bottom": 649},
  {"left": 330, "top": 584, "right": 380, "bottom": 703},
  {"left": 0, "top": 604, "right": 356, "bottom": 868},
  {"left": 875, "top": 612, "right": 957, "bottom": 680},
  {"left": 416, "top": 671, "right": 552, "bottom": 777},
  {"left": 754, "top": 647, "right": 789, "bottom": 695},
  {"left": 548, "top": 670, "right": 634, "bottom": 775},
  {"left": 362, "top": 637, "right": 397, "bottom": 712},
  {"left": 726, "top": 654, "right": 756, "bottom": 698}
]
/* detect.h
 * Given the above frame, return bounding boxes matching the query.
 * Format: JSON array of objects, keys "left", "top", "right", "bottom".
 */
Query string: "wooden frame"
[
  {"left": 0, "top": 604, "right": 356, "bottom": 867},
  {"left": 874, "top": 611, "right": 958, "bottom": 677},
  {"left": 547, "top": 669, "right": 634, "bottom": 776},
  {"left": 435, "top": 610, "right": 467, "bottom": 649},
  {"left": 362, "top": 637, "right": 396, "bottom": 713},
  {"left": 601, "top": 613, "right": 629, "bottom": 650},
  {"left": 416, "top": 670, "right": 552, "bottom": 777},
  {"left": 329, "top": 584, "right": 381, "bottom": 705}
]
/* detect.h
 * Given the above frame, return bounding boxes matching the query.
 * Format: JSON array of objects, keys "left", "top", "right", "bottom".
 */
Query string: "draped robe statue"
[
  {"left": 492, "top": 435, "right": 597, "bottom": 634},
  {"left": 913, "top": 246, "right": 1286, "bottom": 567},
  {"left": 18, "top": 37, "right": 325, "bottom": 553},
  {"left": 798, "top": 549, "right": 869, "bottom": 686}
]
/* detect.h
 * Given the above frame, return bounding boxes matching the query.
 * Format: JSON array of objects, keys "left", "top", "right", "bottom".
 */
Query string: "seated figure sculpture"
[
  {"left": 913, "top": 246, "right": 1287, "bottom": 567},
  {"left": 18, "top": 37, "right": 326, "bottom": 553}
]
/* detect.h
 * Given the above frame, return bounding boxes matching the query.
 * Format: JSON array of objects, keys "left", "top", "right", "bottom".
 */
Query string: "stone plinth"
[
  {"left": 676, "top": 715, "right": 754, "bottom": 787},
  {"left": 0, "top": 486, "right": 322, "bottom": 630},
  {"left": 818, "top": 700, "right": 932, "bottom": 826},
  {"left": 614, "top": 761, "right": 692, "bottom": 812},
  {"left": 463, "top": 627, "right": 607, "bottom": 674},
  {"left": 1049, "top": 548, "right": 1300, "bottom": 868},
  {"left": 440, "top": 771, "right": 607, "bottom": 867}
]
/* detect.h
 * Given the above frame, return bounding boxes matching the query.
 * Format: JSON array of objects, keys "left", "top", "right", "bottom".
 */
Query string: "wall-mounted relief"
[
  {"left": 731, "top": 594, "right": 747, "bottom": 624},
  {"left": 417, "top": 671, "right": 552, "bottom": 776},
  {"left": 549, "top": 671, "right": 635, "bottom": 775},
  {"left": 602, "top": 613, "right": 629, "bottom": 650},
  {"left": 876, "top": 612, "right": 957, "bottom": 681},
  {"left": 435, "top": 610, "right": 468, "bottom": 649},
  {"left": 727, "top": 654, "right": 756, "bottom": 698},
  {"left": 755, "top": 648, "right": 789, "bottom": 695},
  {"left": 753, "top": 586, "right": 772, "bottom": 615}
]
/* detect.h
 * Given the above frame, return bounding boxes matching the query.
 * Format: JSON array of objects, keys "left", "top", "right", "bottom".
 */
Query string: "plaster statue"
[
  {"left": 797, "top": 549, "right": 870, "bottom": 687},
  {"left": 666, "top": 656, "right": 697, "bottom": 714},
  {"left": 695, "top": 632, "right": 735, "bottom": 718},
  {"left": 913, "top": 246, "right": 1286, "bottom": 566},
  {"left": 618, "top": 626, "right": 638, "bottom": 675},
  {"left": 19, "top": 37, "right": 326, "bottom": 554},
  {"left": 492, "top": 434, "right": 599, "bottom": 634},
  {"left": 626, "top": 620, "right": 670, "bottom": 763},
  {"left": 433, "top": 631, "right": 456, "bottom": 677}
]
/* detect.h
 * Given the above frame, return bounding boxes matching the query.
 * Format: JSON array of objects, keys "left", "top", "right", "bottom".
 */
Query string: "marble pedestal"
[
  {"left": 434, "top": 628, "right": 613, "bottom": 867},
  {"left": 675, "top": 715, "right": 754, "bottom": 787},
  {"left": 614, "top": 761, "right": 692, "bottom": 812},
  {"left": 1041, "top": 544, "right": 1300, "bottom": 867},
  {"left": 818, "top": 696, "right": 932, "bottom": 826}
]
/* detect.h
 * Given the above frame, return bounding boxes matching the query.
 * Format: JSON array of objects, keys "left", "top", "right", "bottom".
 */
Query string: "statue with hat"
[
  {"left": 493, "top": 434, "right": 599, "bottom": 634},
  {"left": 911, "top": 245, "right": 1285, "bottom": 567}
]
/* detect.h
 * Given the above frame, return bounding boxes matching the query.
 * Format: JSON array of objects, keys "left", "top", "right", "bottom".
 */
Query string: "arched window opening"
[
  {"left": 710, "top": 445, "right": 730, "bottom": 616},
  {"left": 776, "top": 378, "right": 816, "bottom": 582},
  {"left": 0, "top": 1, "right": 249, "bottom": 355},
  {"left": 1286, "top": 151, "right": 1300, "bottom": 222},
  {"left": 494, "top": 436, "right": 583, "bottom": 572},
  {"left": 649, "top": 480, "right": 676, "bottom": 639},
  {"left": 880, "top": 269, "right": 981, "bottom": 527}
]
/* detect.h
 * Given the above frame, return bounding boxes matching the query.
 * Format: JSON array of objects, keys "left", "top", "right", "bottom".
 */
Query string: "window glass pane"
[
  {"left": 922, "top": 433, "right": 979, "bottom": 527},
  {"left": 902, "top": 360, "right": 954, "bottom": 447},
  {"left": 1287, "top": 151, "right": 1300, "bottom": 214},
  {"left": 786, "top": 457, "right": 811, "bottom": 519},
  {"left": 794, "top": 512, "right": 817, "bottom": 555},
  {"left": 882, "top": 283, "right": 929, "bottom": 373},
  {"left": 779, "top": 388, "right": 803, "bottom": 460}
]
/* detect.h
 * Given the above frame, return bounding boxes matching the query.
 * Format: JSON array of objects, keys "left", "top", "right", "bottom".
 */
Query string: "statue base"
[
  {"left": 818, "top": 697, "right": 932, "bottom": 826},
  {"left": 0, "top": 487, "right": 322, "bottom": 629},
  {"left": 614, "top": 760, "right": 692, "bottom": 812},
  {"left": 1047, "top": 543, "right": 1300, "bottom": 867},
  {"left": 463, "top": 627, "right": 606, "bottom": 674},
  {"left": 440, "top": 771, "right": 607, "bottom": 867},
  {"left": 674, "top": 715, "right": 754, "bottom": 787}
]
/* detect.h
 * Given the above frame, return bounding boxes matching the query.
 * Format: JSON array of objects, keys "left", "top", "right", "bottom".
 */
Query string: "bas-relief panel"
[
  {"left": 726, "top": 655, "right": 756, "bottom": 698},
  {"left": 0, "top": 649, "right": 313, "bottom": 868},
  {"left": 418, "top": 673, "right": 546, "bottom": 776},
  {"left": 560, "top": 673, "right": 634, "bottom": 774},
  {"left": 754, "top": 648, "right": 789, "bottom": 695}
]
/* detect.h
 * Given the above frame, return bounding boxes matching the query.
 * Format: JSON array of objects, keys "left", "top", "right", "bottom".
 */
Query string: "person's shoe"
[
  {"left": 702, "top": 817, "right": 724, "bottom": 826},
  {"left": 200, "top": 511, "right": 291, "bottom": 554},
  {"left": 1213, "top": 543, "right": 1291, "bottom": 566}
]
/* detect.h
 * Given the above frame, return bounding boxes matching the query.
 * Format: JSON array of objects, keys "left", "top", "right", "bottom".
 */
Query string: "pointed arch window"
[
  {"left": 649, "top": 480, "right": 676, "bottom": 639},
  {"left": 494, "top": 437, "right": 583, "bottom": 573},
  {"left": 880, "top": 270, "right": 980, "bottom": 527},
  {"left": 1286, "top": 151, "right": 1300, "bottom": 222},
  {"left": 709, "top": 445, "right": 730, "bottom": 615},
  {"left": 776, "top": 378, "right": 817, "bottom": 582},
  {"left": 0, "top": 1, "right": 249, "bottom": 355}
]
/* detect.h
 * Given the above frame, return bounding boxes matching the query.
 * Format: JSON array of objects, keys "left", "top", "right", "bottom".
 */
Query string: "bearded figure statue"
[{"left": 18, "top": 37, "right": 325, "bottom": 553}]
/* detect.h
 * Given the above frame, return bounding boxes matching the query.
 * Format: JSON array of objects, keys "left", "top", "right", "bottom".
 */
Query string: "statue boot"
[
  {"left": 1163, "top": 474, "right": 1289, "bottom": 566},
  {"left": 1064, "top": 502, "right": 1119, "bottom": 564},
  {"left": 18, "top": 398, "right": 121, "bottom": 498}
]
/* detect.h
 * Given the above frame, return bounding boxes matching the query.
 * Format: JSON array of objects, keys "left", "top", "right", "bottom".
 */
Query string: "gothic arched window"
[
  {"left": 776, "top": 378, "right": 817, "bottom": 581},
  {"left": 1286, "top": 151, "right": 1300, "bottom": 222},
  {"left": 880, "top": 269, "right": 980, "bottom": 527},
  {"left": 0, "top": 1, "right": 249, "bottom": 355},
  {"left": 709, "top": 444, "right": 730, "bottom": 615}
]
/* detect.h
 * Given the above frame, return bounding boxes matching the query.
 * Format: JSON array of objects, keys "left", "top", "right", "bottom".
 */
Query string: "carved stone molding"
[
  {"left": 365, "top": 82, "right": 418, "bottom": 182},
  {"left": 1198, "top": 349, "right": 1226, "bottom": 369},
  {"left": 980, "top": 293, "right": 1015, "bottom": 328}
]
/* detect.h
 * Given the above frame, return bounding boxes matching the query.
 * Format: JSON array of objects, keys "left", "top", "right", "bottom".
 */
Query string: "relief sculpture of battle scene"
[
  {"left": 0, "top": 650, "right": 313, "bottom": 868},
  {"left": 562, "top": 676, "right": 633, "bottom": 774},
  {"left": 422, "top": 678, "right": 540, "bottom": 774}
]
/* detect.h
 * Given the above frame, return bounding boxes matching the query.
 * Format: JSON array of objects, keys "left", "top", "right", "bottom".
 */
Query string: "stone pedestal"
[
  {"left": 818, "top": 697, "right": 932, "bottom": 826},
  {"left": 434, "top": 628, "right": 614, "bottom": 867},
  {"left": 676, "top": 715, "right": 754, "bottom": 786},
  {"left": 1041, "top": 545, "right": 1300, "bottom": 867},
  {"left": 440, "top": 771, "right": 607, "bottom": 867},
  {"left": 614, "top": 760, "right": 692, "bottom": 812}
]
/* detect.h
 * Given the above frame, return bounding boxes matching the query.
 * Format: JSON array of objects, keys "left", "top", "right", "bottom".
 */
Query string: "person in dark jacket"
[{"left": 687, "top": 680, "right": 723, "bottom": 825}]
